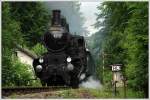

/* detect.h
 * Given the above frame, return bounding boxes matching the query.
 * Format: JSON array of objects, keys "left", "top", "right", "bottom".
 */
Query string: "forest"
[
  {"left": 2, "top": 1, "right": 148, "bottom": 98},
  {"left": 89, "top": 2, "right": 148, "bottom": 97}
]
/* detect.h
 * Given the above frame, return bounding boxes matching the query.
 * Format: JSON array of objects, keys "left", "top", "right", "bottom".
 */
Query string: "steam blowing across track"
[{"left": 2, "top": 86, "right": 69, "bottom": 97}]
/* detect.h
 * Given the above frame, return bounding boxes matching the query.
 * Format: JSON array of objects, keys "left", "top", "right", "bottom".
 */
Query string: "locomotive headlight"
[
  {"left": 36, "top": 65, "right": 42, "bottom": 72},
  {"left": 67, "top": 63, "right": 74, "bottom": 71},
  {"left": 67, "top": 57, "right": 72, "bottom": 62},
  {"left": 39, "top": 58, "right": 44, "bottom": 63}
]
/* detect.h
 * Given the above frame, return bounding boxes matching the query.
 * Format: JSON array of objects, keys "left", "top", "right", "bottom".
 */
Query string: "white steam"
[
  {"left": 79, "top": 76, "right": 102, "bottom": 89},
  {"left": 43, "top": 1, "right": 89, "bottom": 36},
  {"left": 80, "top": 73, "right": 86, "bottom": 80}
]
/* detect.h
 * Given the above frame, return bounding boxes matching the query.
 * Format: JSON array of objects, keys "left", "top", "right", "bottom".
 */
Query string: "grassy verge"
[
  {"left": 87, "top": 87, "right": 145, "bottom": 98},
  {"left": 7, "top": 87, "right": 145, "bottom": 99}
]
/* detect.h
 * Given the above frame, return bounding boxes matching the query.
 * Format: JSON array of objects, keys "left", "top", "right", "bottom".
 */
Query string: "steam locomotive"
[{"left": 33, "top": 10, "right": 92, "bottom": 88}]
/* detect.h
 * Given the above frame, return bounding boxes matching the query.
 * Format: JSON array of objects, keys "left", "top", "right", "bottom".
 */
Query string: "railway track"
[{"left": 2, "top": 86, "right": 69, "bottom": 97}]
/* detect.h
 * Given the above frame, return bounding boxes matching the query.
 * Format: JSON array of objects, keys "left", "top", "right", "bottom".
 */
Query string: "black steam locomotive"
[{"left": 33, "top": 10, "right": 92, "bottom": 88}]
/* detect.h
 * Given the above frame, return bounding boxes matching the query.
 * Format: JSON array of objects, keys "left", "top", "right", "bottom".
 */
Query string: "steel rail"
[{"left": 2, "top": 86, "right": 69, "bottom": 97}]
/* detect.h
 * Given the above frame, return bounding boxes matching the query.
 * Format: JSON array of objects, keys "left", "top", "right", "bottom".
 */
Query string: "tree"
[
  {"left": 2, "top": 2, "right": 49, "bottom": 86},
  {"left": 91, "top": 2, "right": 148, "bottom": 97},
  {"left": 122, "top": 2, "right": 148, "bottom": 97},
  {"left": 2, "top": 2, "right": 23, "bottom": 86},
  {"left": 9, "top": 2, "right": 50, "bottom": 47}
]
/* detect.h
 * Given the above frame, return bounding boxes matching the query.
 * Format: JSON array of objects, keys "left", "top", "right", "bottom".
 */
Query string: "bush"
[{"left": 32, "top": 43, "right": 47, "bottom": 56}]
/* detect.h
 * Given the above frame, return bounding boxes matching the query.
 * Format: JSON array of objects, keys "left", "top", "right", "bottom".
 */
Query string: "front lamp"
[
  {"left": 36, "top": 65, "right": 42, "bottom": 72},
  {"left": 67, "top": 57, "right": 72, "bottom": 62},
  {"left": 39, "top": 58, "right": 44, "bottom": 63}
]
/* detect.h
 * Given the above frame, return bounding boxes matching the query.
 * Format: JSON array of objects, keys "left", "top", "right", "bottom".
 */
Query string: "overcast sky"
[
  {"left": 80, "top": 1, "right": 102, "bottom": 36},
  {"left": 44, "top": 1, "right": 102, "bottom": 36}
]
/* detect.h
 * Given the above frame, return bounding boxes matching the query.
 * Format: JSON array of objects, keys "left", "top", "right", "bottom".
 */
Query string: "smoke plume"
[
  {"left": 79, "top": 76, "right": 102, "bottom": 89},
  {"left": 43, "top": 1, "right": 89, "bottom": 36}
]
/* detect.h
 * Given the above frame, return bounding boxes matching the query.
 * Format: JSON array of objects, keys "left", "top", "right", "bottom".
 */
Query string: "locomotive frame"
[{"left": 32, "top": 10, "right": 90, "bottom": 88}]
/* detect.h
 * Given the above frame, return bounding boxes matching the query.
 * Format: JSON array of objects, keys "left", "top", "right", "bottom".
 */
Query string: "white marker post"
[{"left": 110, "top": 64, "right": 122, "bottom": 96}]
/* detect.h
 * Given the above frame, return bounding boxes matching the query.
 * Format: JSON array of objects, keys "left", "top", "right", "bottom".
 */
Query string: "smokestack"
[{"left": 51, "top": 10, "right": 61, "bottom": 26}]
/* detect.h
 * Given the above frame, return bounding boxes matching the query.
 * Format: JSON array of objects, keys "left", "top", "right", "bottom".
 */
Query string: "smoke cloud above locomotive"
[{"left": 44, "top": 1, "right": 89, "bottom": 36}]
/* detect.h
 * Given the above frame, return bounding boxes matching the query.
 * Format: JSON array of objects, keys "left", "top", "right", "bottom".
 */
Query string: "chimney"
[{"left": 51, "top": 10, "right": 61, "bottom": 26}]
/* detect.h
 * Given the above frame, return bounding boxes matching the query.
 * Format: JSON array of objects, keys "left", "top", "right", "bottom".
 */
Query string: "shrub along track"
[{"left": 2, "top": 86, "right": 69, "bottom": 98}]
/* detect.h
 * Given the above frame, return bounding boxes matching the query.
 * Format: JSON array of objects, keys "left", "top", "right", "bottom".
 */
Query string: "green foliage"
[
  {"left": 2, "top": 2, "right": 49, "bottom": 87},
  {"left": 11, "top": 60, "right": 34, "bottom": 86},
  {"left": 2, "top": 2, "right": 23, "bottom": 86},
  {"left": 31, "top": 43, "right": 47, "bottom": 56},
  {"left": 9, "top": 2, "right": 49, "bottom": 47},
  {"left": 122, "top": 3, "right": 148, "bottom": 96},
  {"left": 91, "top": 2, "right": 148, "bottom": 97},
  {"left": 3, "top": 54, "right": 36, "bottom": 86},
  {"left": 87, "top": 87, "right": 144, "bottom": 98}
]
